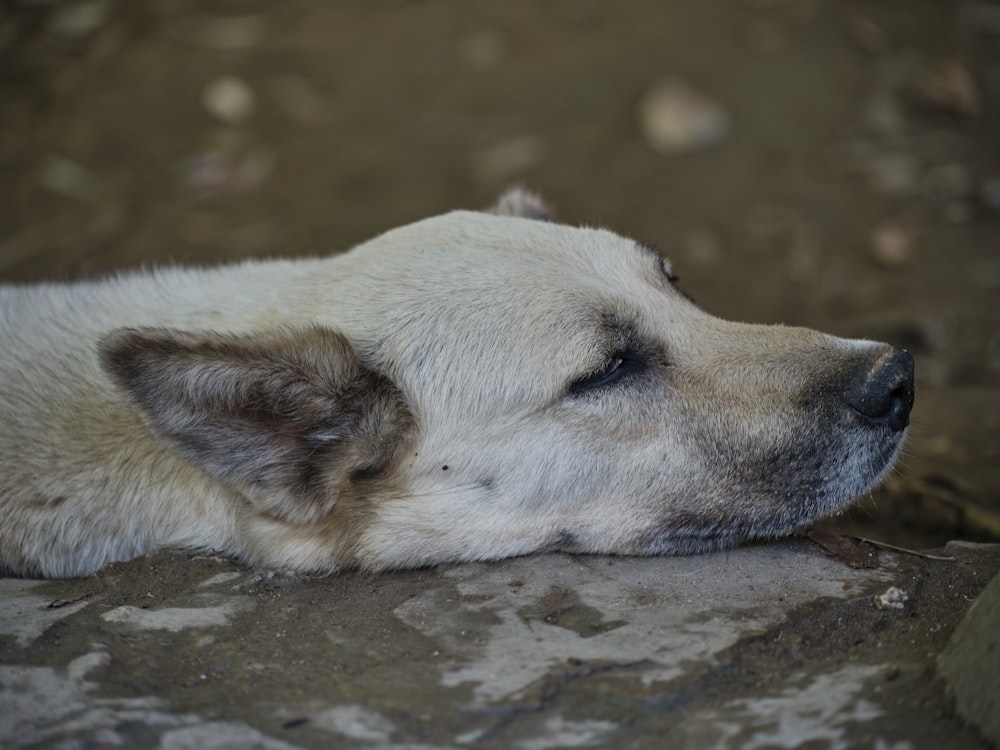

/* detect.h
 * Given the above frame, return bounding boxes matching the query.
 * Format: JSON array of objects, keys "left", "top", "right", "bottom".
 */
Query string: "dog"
[{"left": 0, "top": 190, "right": 914, "bottom": 578}]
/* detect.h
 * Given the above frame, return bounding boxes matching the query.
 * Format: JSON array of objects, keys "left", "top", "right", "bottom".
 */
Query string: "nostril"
[
  {"left": 846, "top": 348, "right": 915, "bottom": 431},
  {"left": 884, "top": 385, "right": 911, "bottom": 432}
]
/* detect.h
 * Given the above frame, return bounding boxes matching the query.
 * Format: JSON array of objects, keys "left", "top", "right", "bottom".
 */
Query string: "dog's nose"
[{"left": 846, "top": 347, "right": 915, "bottom": 431}]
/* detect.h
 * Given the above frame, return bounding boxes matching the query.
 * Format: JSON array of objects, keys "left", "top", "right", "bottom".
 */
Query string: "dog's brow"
[{"left": 602, "top": 312, "right": 650, "bottom": 353}]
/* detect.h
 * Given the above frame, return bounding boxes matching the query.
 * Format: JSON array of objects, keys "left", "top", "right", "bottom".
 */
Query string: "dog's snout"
[{"left": 846, "top": 347, "right": 915, "bottom": 431}]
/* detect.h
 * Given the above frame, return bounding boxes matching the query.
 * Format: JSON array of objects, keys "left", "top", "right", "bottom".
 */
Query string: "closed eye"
[{"left": 568, "top": 351, "right": 645, "bottom": 394}]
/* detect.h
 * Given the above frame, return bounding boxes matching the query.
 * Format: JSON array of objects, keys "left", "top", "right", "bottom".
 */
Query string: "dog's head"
[{"left": 101, "top": 190, "right": 913, "bottom": 572}]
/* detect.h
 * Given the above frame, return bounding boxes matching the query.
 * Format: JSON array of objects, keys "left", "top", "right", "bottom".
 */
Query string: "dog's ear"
[
  {"left": 98, "top": 326, "right": 413, "bottom": 525},
  {"left": 488, "top": 187, "right": 555, "bottom": 221}
]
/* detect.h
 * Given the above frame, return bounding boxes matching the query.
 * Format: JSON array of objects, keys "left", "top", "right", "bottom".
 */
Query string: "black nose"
[{"left": 846, "top": 348, "right": 915, "bottom": 431}]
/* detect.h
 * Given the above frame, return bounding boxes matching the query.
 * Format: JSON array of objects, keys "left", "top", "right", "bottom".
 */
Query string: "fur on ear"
[
  {"left": 488, "top": 187, "right": 555, "bottom": 221},
  {"left": 98, "top": 326, "right": 414, "bottom": 526}
]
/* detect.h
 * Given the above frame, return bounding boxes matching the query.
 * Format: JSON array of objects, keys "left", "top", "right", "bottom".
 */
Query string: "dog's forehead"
[
  {"left": 373, "top": 210, "right": 661, "bottom": 287},
  {"left": 342, "top": 210, "right": 680, "bottom": 344}
]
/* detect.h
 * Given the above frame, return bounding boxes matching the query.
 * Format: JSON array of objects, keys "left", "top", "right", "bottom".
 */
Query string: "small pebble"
[
  {"left": 36, "top": 154, "right": 102, "bottom": 202},
  {"left": 473, "top": 135, "right": 546, "bottom": 182},
  {"left": 862, "top": 92, "right": 905, "bottom": 137},
  {"left": 916, "top": 60, "right": 979, "bottom": 116},
  {"left": 179, "top": 147, "right": 275, "bottom": 195},
  {"left": 981, "top": 177, "right": 1000, "bottom": 213},
  {"left": 203, "top": 76, "right": 256, "bottom": 126},
  {"left": 66, "top": 651, "right": 111, "bottom": 681},
  {"left": 874, "top": 586, "right": 908, "bottom": 610},
  {"left": 870, "top": 224, "right": 913, "bottom": 268},
  {"left": 638, "top": 79, "right": 730, "bottom": 155},
  {"left": 868, "top": 153, "right": 921, "bottom": 195}
]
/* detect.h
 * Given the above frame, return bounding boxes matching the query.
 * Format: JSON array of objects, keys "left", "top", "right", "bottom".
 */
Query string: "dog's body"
[{"left": 0, "top": 192, "right": 914, "bottom": 578}]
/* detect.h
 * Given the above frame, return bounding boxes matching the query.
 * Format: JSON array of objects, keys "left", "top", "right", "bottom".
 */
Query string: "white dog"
[{"left": 0, "top": 190, "right": 913, "bottom": 578}]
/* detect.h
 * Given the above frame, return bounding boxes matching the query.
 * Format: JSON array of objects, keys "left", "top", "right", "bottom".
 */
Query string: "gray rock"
[
  {"left": 938, "top": 568, "right": 1000, "bottom": 746},
  {"left": 203, "top": 77, "right": 256, "bottom": 126},
  {"left": 638, "top": 79, "right": 731, "bottom": 155}
]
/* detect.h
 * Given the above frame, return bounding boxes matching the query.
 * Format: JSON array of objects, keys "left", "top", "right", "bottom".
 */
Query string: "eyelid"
[
  {"left": 568, "top": 350, "right": 647, "bottom": 395},
  {"left": 569, "top": 356, "right": 622, "bottom": 393}
]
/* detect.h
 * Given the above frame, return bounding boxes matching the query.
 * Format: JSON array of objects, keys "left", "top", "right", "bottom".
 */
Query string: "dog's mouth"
[{"left": 635, "top": 422, "right": 910, "bottom": 557}]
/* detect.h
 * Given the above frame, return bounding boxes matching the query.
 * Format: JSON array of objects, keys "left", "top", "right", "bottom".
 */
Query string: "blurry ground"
[
  {"left": 2, "top": 0, "right": 999, "bottom": 548},
  {"left": 2, "top": 2, "right": 1000, "bottom": 748}
]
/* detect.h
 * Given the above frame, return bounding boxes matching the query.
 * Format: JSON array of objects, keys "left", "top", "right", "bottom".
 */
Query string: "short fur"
[{"left": 0, "top": 190, "right": 913, "bottom": 578}]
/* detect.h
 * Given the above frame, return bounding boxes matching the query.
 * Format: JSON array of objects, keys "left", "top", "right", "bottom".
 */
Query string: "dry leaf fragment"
[{"left": 806, "top": 528, "right": 880, "bottom": 568}]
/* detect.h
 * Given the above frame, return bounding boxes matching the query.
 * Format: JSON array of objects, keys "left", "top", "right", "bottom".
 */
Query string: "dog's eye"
[{"left": 569, "top": 353, "right": 641, "bottom": 394}]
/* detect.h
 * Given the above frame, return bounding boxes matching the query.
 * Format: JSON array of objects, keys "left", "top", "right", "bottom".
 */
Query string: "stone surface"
[
  {"left": 1, "top": 539, "right": 997, "bottom": 749},
  {"left": 939, "top": 562, "right": 1000, "bottom": 746}
]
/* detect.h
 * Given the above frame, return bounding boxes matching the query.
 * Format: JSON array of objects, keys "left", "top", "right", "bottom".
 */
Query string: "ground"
[
  {"left": 3, "top": 541, "right": 999, "bottom": 748},
  {"left": 1, "top": 1, "right": 999, "bottom": 748}
]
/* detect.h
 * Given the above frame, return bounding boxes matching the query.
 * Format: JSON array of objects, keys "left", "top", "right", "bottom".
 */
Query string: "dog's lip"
[{"left": 641, "top": 439, "right": 911, "bottom": 553}]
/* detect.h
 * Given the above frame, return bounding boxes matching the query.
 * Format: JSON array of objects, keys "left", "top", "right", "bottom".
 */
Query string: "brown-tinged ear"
[
  {"left": 487, "top": 187, "right": 555, "bottom": 221},
  {"left": 98, "top": 326, "right": 414, "bottom": 526}
]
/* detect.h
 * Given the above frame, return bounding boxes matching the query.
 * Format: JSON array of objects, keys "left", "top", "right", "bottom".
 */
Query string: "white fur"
[{"left": 0, "top": 193, "right": 911, "bottom": 578}]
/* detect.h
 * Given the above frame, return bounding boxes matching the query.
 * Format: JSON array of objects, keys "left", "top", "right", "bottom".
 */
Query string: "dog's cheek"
[
  {"left": 665, "top": 386, "right": 886, "bottom": 543},
  {"left": 236, "top": 462, "right": 415, "bottom": 573}
]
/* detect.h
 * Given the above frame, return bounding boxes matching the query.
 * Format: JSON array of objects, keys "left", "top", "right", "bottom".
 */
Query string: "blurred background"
[{"left": 1, "top": 0, "right": 998, "bottom": 547}]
